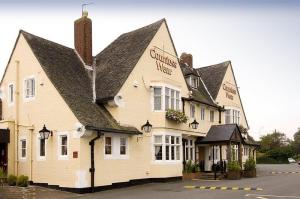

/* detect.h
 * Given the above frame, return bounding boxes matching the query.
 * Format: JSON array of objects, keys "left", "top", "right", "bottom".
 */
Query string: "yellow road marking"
[
  {"left": 199, "top": 186, "right": 206, "bottom": 189},
  {"left": 232, "top": 187, "right": 239, "bottom": 190},
  {"left": 244, "top": 187, "right": 251, "bottom": 191},
  {"left": 221, "top": 187, "right": 227, "bottom": 190},
  {"left": 210, "top": 187, "right": 216, "bottom": 190},
  {"left": 184, "top": 186, "right": 196, "bottom": 189},
  {"left": 256, "top": 188, "right": 263, "bottom": 191}
]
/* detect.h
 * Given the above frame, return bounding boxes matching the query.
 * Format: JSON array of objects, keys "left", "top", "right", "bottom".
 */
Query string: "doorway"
[{"left": 0, "top": 143, "right": 8, "bottom": 173}]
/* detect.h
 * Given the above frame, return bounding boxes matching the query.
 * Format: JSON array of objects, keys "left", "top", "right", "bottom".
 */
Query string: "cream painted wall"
[
  {"left": 1, "top": 34, "right": 82, "bottom": 187},
  {"left": 215, "top": 64, "right": 248, "bottom": 128}
]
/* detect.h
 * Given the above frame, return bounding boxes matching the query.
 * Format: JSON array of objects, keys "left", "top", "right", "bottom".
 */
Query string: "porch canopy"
[{"left": 196, "top": 124, "right": 245, "bottom": 145}]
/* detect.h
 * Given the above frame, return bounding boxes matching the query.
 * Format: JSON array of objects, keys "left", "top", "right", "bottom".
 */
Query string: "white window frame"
[
  {"left": 210, "top": 110, "right": 214, "bottom": 122},
  {"left": 152, "top": 132, "right": 182, "bottom": 164},
  {"left": 37, "top": 135, "right": 47, "bottom": 161},
  {"left": 19, "top": 137, "right": 27, "bottom": 161},
  {"left": 153, "top": 86, "right": 163, "bottom": 111},
  {"left": 105, "top": 136, "right": 112, "bottom": 156},
  {"left": 104, "top": 134, "right": 129, "bottom": 160},
  {"left": 224, "top": 107, "right": 241, "bottom": 125},
  {"left": 57, "top": 132, "right": 69, "bottom": 160},
  {"left": 8, "top": 83, "right": 14, "bottom": 105},
  {"left": 200, "top": 106, "right": 205, "bottom": 121},
  {"left": 119, "top": 137, "right": 128, "bottom": 156},
  {"left": 151, "top": 83, "right": 181, "bottom": 112},
  {"left": 209, "top": 146, "right": 219, "bottom": 161},
  {"left": 185, "top": 138, "right": 195, "bottom": 161},
  {"left": 191, "top": 76, "right": 198, "bottom": 88},
  {"left": 190, "top": 103, "right": 196, "bottom": 119},
  {"left": 23, "top": 76, "right": 36, "bottom": 101}
]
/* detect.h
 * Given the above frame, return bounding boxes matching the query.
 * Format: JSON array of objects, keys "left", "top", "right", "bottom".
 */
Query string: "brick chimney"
[
  {"left": 74, "top": 11, "right": 93, "bottom": 66},
  {"left": 180, "top": 53, "right": 193, "bottom": 68}
]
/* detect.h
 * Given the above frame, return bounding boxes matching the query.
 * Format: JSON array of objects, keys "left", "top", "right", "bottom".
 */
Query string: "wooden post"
[
  {"left": 238, "top": 143, "right": 243, "bottom": 167},
  {"left": 219, "top": 145, "right": 223, "bottom": 173}
]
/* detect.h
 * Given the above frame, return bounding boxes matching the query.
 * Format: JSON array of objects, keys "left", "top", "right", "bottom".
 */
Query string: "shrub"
[
  {"left": 244, "top": 158, "right": 256, "bottom": 171},
  {"left": 0, "top": 167, "right": 6, "bottom": 178},
  {"left": 184, "top": 160, "right": 198, "bottom": 173},
  {"left": 166, "top": 109, "right": 188, "bottom": 123},
  {"left": 227, "top": 161, "right": 241, "bottom": 172},
  {"left": 256, "top": 155, "right": 288, "bottom": 164},
  {"left": 7, "top": 175, "right": 17, "bottom": 186},
  {"left": 17, "top": 175, "right": 29, "bottom": 187}
]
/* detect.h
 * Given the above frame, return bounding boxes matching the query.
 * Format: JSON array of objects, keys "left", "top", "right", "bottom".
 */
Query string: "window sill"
[
  {"left": 104, "top": 155, "right": 129, "bottom": 160},
  {"left": 58, "top": 155, "right": 69, "bottom": 160}
]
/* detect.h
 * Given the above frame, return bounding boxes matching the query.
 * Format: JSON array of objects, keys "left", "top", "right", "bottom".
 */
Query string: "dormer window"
[{"left": 191, "top": 76, "right": 198, "bottom": 88}]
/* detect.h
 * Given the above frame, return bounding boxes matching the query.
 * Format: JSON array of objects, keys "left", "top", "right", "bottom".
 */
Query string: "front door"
[
  {"left": 198, "top": 146, "right": 205, "bottom": 171},
  {"left": 0, "top": 143, "right": 8, "bottom": 173}
]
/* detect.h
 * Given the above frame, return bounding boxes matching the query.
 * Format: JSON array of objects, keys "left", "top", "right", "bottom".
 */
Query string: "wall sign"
[
  {"left": 223, "top": 83, "right": 236, "bottom": 100},
  {"left": 150, "top": 48, "right": 177, "bottom": 75}
]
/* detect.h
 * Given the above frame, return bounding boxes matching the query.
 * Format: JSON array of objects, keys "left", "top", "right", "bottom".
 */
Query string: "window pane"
[
  {"left": 171, "top": 146, "right": 175, "bottom": 160},
  {"left": 22, "top": 140, "right": 26, "bottom": 148},
  {"left": 165, "top": 135, "right": 170, "bottom": 144},
  {"left": 105, "top": 137, "right": 111, "bottom": 145},
  {"left": 186, "top": 148, "right": 189, "bottom": 161},
  {"left": 176, "top": 146, "right": 180, "bottom": 160},
  {"left": 40, "top": 139, "right": 45, "bottom": 156},
  {"left": 120, "top": 137, "right": 126, "bottom": 146},
  {"left": 171, "top": 136, "right": 174, "bottom": 144},
  {"left": 171, "top": 90, "right": 175, "bottom": 109},
  {"left": 120, "top": 146, "right": 126, "bottom": 155},
  {"left": 154, "top": 135, "right": 162, "bottom": 143},
  {"left": 61, "top": 136, "right": 67, "bottom": 145},
  {"left": 22, "top": 149, "right": 26, "bottom": 158},
  {"left": 105, "top": 146, "right": 112, "bottom": 155},
  {"left": 165, "top": 88, "right": 170, "bottom": 110},
  {"left": 61, "top": 146, "right": 67, "bottom": 155},
  {"left": 154, "top": 88, "right": 162, "bottom": 110},
  {"left": 166, "top": 146, "right": 170, "bottom": 160},
  {"left": 190, "top": 148, "right": 193, "bottom": 160},
  {"left": 176, "top": 137, "right": 180, "bottom": 144},
  {"left": 155, "top": 146, "right": 162, "bottom": 160}
]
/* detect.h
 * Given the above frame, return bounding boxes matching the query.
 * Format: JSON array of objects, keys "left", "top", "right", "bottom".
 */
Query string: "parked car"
[{"left": 288, "top": 158, "right": 296, "bottom": 163}]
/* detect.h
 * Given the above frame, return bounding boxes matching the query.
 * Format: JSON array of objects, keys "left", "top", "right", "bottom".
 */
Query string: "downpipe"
[{"left": 89, "top": 131, "right": 102, "bottom": 193}]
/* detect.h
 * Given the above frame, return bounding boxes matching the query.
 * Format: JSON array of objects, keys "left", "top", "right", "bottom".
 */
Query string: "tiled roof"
[
  {"left": 196, "top": 61, "right": 230, "bottom": 100},
  {"left": 21, "top": 30, "right": 140, "bottom": 134},
  {"left": 95, "top": 19, "right": 165, "bottom": 101}
]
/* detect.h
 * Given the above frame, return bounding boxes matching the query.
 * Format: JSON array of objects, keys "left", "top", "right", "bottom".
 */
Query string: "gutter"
[
  {"left": 85, "top": 125, "right": 142, "bottom": 135},
  {"left": 182, "top": 97, "right": 220, "bottom": 109}
]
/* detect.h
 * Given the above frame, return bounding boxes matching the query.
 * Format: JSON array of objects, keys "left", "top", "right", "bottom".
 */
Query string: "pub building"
[{"left": 0, "top": 11, "right": 258, "bottom": 193}]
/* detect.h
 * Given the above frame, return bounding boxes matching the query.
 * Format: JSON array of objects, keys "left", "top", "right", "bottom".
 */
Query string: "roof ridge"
[
  {"left": 195, "top": 60, "right": 231, "bottom": 70},
  {"left": 20, "top": 29, "right": 74, "bottom": 51}
]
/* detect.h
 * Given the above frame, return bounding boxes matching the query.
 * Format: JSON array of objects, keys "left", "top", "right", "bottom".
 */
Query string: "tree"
[
  {"left": 259, "top": 130, "right": 289, "bottom": 153},
  {"left": 293, "top": 128, "right": 300, "bottom": 154}
]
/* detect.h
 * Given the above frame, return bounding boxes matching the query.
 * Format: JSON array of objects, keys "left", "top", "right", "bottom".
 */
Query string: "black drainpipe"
[{"left": 89, "top": 131, "right": 102, "bottom": 193}]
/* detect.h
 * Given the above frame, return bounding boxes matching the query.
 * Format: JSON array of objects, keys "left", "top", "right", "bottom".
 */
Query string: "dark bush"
[
  {"left": 7, "top": 175, "right": 17, "bottom": 186},
  {"left": 17, "top": 175, "right": 29, "bottom": 187},
  {"left": 244, "top": 158, "right": 256, "bottom": 171}
]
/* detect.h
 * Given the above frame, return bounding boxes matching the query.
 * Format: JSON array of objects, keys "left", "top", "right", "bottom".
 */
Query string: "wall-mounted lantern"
[
  {"left": 39, "top": 124, "right": 52, "bottom": 139},
  {"left": 141, "top": 120, "right": 152, "bottom": 133},
  {"left": 189, "top": 119, "right": 199, "bottom": 129}
]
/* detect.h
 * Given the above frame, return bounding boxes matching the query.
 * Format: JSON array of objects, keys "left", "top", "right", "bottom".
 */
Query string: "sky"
[{"left": 0, "top": 0, "right": 299, "bottom": 139}]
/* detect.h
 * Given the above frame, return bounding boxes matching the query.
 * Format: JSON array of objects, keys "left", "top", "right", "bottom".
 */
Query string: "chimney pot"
[
  {"left": 180, "top": 53, "right": 193, "bottom": 68},
  {"left": 74, "top": 13, "right": 93, "bottom": 66}
]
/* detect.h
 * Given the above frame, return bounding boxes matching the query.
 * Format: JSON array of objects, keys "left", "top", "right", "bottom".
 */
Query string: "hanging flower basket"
[{"left": 165, "top": 109, "right": 188, "bottom": 124}]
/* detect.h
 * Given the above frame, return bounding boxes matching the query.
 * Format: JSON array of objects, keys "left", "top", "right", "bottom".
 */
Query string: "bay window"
[
  {"left": 225, "top": 109, "right": 240, "bottom": 125},
  {"left": 153, "top": 87, "right": 162, "bottom": 110},
  {"left": 154, "top": 135, "right": 163, "bottom": 160}
]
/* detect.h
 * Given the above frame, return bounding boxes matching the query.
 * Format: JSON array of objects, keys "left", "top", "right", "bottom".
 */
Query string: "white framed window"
[
  {"left": 190, "top": 104, "right": 195, "bottom": 118},
  {"left": 191, "top": 76, "right": 198, "bottom": 88},
  {"left": 20, "top": 139, "right": 27, "bottom": 160},
  {"left": 104, "top": 135, "right": 129, "bottom": 159},
  {"left": 37, "top": 135, "right": 46, "bottom": 160},
  {"left": 231, "top": 145, "right": 238, "bottom": 161},
  {"left": 105, "top": 137, "right": 112, "bottom": 155},
  {"left": 154, "top": 135, "right": 163, "bottom": 160},
  {"left": 200, "top": 107, "right": 205, "bottom": 120},
  {"left": 225, "top": 109, "right": 240, "bottom": 125},
  {"left": 165, "top": 87, "right": 170, "bottom": 110},
  {"left": 210, "top": 110, "right": 214, "bottom": 122},
  {"left": 120, "top": 137, "right": 127, "bottom": 155},
  {"left": 225, "top": 109, "right": 231, "bottom": 124},
  {"left": 57, "top": 133, "right": 69, "bottom": 160},
  {"left": 153, "top": 87, "right": 162, "bottom": 111},
  {"left": 153, "top": 134, "right": 181, "bottom": 162},
  {"left": 152, "top": 84, "right": 181, "bottom": 112},
  {"left": 185, "top": 139, "right": 194, "bottom": 161},
  {"left": 24, "top": 77, "right": 35, "bottom": 99},
  {"left": 8, "top": 83, "right": 14, "bottom": 104}
]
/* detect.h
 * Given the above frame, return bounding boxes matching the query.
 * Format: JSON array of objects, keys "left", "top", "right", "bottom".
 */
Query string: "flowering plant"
[{"left": 165, "top": 109, "right": 188, "bottom": 124}]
